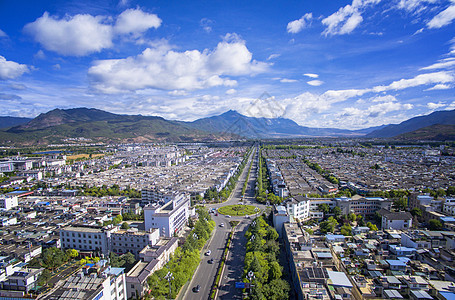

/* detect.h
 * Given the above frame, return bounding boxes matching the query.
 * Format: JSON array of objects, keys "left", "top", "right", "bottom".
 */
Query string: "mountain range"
[{"left": 0, "top": 107, "right": 454, "bottom": 145}]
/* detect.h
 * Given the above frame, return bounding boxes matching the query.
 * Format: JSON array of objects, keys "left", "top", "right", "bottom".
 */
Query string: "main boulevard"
[{"left": 182, "top": 147, "right": 268, "bottom": 300}]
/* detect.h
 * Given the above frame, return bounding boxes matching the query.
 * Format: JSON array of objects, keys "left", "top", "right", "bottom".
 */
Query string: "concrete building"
[
  {"left": 0, "top": 268, "right": 43, "bottom": 293},
  {"left": 379, "top": 209, "right": 413, "bottom": 230},
  {"left": 110, "top": 228, "right": 159, "bottom": 258},
  {"left": 336, "top": 196, "right": 392, "bottom": 217},
  {"left": 60, "top": 226, "right": 113, "bottom": 256},
  {"left": 285, "top": 196, "right": 310, "bottom": 222},
  {"left": 272, "top": 205, "right": 290, "bottom": 237},
  {"left": 144, "top": 194, "right": 190, "bottom": 237},
  {"left": 0, "top": 196, "right": 18, "bottom": 211}
]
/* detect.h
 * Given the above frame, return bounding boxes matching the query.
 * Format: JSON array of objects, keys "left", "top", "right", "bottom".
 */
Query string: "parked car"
[
  {"left": 220, "top": 223, "right": 224, "bottom": 227},
  {"left": 208, "top": 258, "right": 214, "bottom": 264},
  {"left": 205, "top": 250, "right": 211, "bottom": 256},
  {"left": 193, "top": 285, "right": 200, "bottom": 293}
]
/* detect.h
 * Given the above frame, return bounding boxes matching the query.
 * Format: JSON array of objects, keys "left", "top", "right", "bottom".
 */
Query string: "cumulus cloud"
[
  {"left": 322, "top": 0, "right": 381, "bottom": 36},
  {"left": 0, "top": 56, "right": 29, "bottom": 80},
  {"left": 88, "top": 33, "right": 268, "bottom": 93},
  {"left": 425, "top": 83, "right": 452, "bottom": 90},
  {"left": 427, "top": 2, "right": 455, "bottom": 28},
  {"left": 304, "top": 73, "right": 319, "bottom": 78},
  {"left": 373, "top": 71, "right": 455, "bottom": 92},
  {"left": 114, "top": 8, "right": 161, "bottom": 35},
  {"left": 307, "top": 80, "right": 324, "bottom": 86},
  {"left": 287, "top": 13, "right": 313, "bottom": 34},
  {"left": 0, "top": 29, "right": 7, "bottom": 38},
  {"left": 168, "top": 90, "right": 188, "bottom": 96},
  {"left": 226, "top": 89, "right": 237, "bottom": 95},
  {"left": 24, "top": 9, "right": 161, "bottom": 56},
  {"left": 427, "top": 101, "right": 446, "bottom": 109}
]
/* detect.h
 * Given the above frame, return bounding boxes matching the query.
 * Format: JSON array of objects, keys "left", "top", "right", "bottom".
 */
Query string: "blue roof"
[
  {"left": 104, "top": 267, "right": 124, "bottom": 277},
  {"left": 326, "top": 234, "right": 345, "bottom": 240},
  {"left": 440, "top": 292, "right": 455, "bottom": 300},
  {"left": 441, "top": 217, "right": 455, "bottom": 222},
  {"left": 386, "top": 260, "right": 407, "bottom": 266}
]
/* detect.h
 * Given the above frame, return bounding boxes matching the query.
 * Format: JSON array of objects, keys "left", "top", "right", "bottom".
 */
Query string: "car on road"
[
  {"left": 208, "top": 258, "right": 214, "bottom": 264},
  {"left": 226, "top": 215, "right": 231, "bottom": 218},
  {"left": 220, "top": 223, "right": 224, "bottom": 227},
  {"left": 193, "top": 285, "right": 200, "bottom": 293},
  {"left": 205, "top": 250, "right": 211, "bottom": 256}
]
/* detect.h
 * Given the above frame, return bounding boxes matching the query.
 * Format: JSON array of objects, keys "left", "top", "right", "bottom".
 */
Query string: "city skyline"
[{"left": 0, "top": 0, "right": 454, "bottom": 129}]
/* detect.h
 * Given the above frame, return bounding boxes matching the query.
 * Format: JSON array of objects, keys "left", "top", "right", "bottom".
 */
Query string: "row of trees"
[
  {"left": 146, "top": 208, "right": 215, "bottom": 299},
  {"left": 243, "top": 216, "right": 290, "bottom": 300},
  {"left": 80, "top": 184, "right": 141, "bottom": 198},
  {"left": 204, "top": 149, "right": 252, "bottom": 202},
  {"left": 242, "top": 159, "right": 253, "bottom": 196},
  {"left": 302, "top": 158, "right": 339, "bottom": 185}
]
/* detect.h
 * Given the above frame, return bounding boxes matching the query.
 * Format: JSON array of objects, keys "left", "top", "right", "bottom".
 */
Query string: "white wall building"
[
  {"left": 0, "top": 196, "right": 18, "bottom": 211},
  {"left": 144, "top": 194, "right": 190, "bottom": 237},
  {"left": 285, "top": 196, "right": 310, "bottom": 222}
]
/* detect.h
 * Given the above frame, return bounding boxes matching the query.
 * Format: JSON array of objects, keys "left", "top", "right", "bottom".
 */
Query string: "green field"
[{"left": 218, "top": 204, "right": 259, "bottom": 216}]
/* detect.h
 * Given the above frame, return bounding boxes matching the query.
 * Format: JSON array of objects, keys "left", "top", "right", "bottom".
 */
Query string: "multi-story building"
[
  {"left": 285, "top": 196, "right": 310, "bottom": 222},
  {"left": 379, "top": 209, "right": 413, "bottom": 230},
  {"left": 336, "top": 196, "right": 392, "bottom": 217},
  {"left": 0, "top": 268, "right": 43, "bottom": 293},
  {"left": 144, "top": 194, "right": 190, "bottom": 237},
  {"left": 110, "top": 228, "right": 159, "bottom": 257},
  {"left": 0, "top": 196, "right": 18, "bottom": 211},
  {"left": 40, "top": 264, "right": 127, "bottom": 300},
  {"left": 443, "top": 198, "right": 455, "bottom": 216},
  {"left": 60, "top": 226, "right": 160, "bottom": 258}
]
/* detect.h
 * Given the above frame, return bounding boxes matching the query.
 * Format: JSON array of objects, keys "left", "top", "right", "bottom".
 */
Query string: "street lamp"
[
  {"left": 165, "top": 271, "right": 174, "bottom": 299},
  {"left": 247, "top": 271, "right": 255, "bottom": 295}
]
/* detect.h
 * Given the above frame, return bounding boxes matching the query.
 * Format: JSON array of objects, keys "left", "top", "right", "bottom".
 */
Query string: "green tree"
[
  {"left": 331, "top": 206, "right": 342, "bottom": 218},
  {"left": 366, "top": 222, "right": 378, "bottom": 231},
  {"left": 268, "top": 261, "right": 282, "bottom": 281},
  {"left": 65, "top": 249, "right": 79, "bottom": 259},
  {"left": 340, "top": 224, "right": 352, "bottom": 236},
  {"left": 318, "top": 203, "right": 330, "bottom": 215},
  {"left": 121, "top": 222, "right": 130, "bottom": 230},
  {"left": 263, "top": 279, "right": 290, "bottom": 300},
  {"left": 411, "top": 208, "right": 422, "bottom": 218},
  {"left": 429, "top": 219, "right": 443, "bottom": 230},
  {"left": 122, "top": 252, "right": 136, "bottom": 265},
  {"left": 393, "top": 198, "right": 408, "bottom": 211}
]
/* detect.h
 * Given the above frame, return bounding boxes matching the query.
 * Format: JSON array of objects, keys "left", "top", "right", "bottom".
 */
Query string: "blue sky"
[{"left": 0, "top": 0, "right": 454, "bottom": 129}]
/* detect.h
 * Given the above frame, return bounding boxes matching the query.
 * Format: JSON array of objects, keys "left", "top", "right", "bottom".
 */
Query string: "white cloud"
[
  {"left": 427, "top": 101, "right": 446, "bottom": 109},
  {"left": 371, "top": 95, "right": 397, "bottom": 102},
  {"left": 427, "top": 3, "right": 455, "bottom": 28},
  {"left": 200, "top": 18, "right": 213, "bottom": 33},
  {"left": 88, "top": 33, "right": 268, "bottom": 93},
  {"left": 322, "top": 0, "right": 381, "bottom": 36},
  {"left": 397, "top": 0, "right": 437, "bottom": 12},
  {"left": 304, "top": 73, "right": 319, "bottom": 78},
  {"left": 287, "top": 13, "right": 313, "bottom": 34},
  {"left": 34, "top": 50, "right": 46, "bottom": 60},
  {"left": 307, "top": 80, "right": 324, "bottom": 86},
  {"left": 24, "top": 9, "right": 161, "bottom": 56},
  {"left": 0, "top": 56, "right": 29, "bottom": 80},
  {"left": 52, "top": 64, "right": 61, "bottom": 70},
  {"left": 267, "top": 54, "right": 280, "bottom": 61},
  {"left": 24, "top": 12, "right": 114, "bottom": 56},
  {"left": 168, "top": 90, "right": 188, "bottom": 96},
  {"left": 420, "top": 57, "right": 455, "bottom": 70},
  {"left": 425, "top": 83, "right": 452, "bottom": 90},
  {"left": 226, "top": 89, "right": 237, "bottom": 95},
  {"left": 0, "top": 29, "right": 7, "bottom": 38},
  {"left": 281, "top": 78, "right": 298, "bottom": 83},
  {"left": 373, "top": 71, "right": 455, "bottom": 92},
  {"left": 114, "top": 8, "right": 161, "bottom": 35}
]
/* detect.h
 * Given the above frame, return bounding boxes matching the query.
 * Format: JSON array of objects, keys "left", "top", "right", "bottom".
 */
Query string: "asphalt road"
[{"left": 181, "top": 146, "right": 271, "bottom": 300}]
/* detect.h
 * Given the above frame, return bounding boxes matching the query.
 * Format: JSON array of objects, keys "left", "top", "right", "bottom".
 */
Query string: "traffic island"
[{"left": 218, "top": 204, "right": 258, "bottom": 216}]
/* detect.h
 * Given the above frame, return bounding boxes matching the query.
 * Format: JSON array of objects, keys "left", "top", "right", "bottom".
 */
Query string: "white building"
[
  {"left": 41, "top": 265, "right": 127, "bottom": 300},
  {"left": 144, "top": 194, "right": 190, "bottom": 237},
  {"left": 60, "top": 226, "right": 160, "bottom": 257},
  {"left": 0, "top": 217, "right": 17, "bottom": 227},
  {"left": 272, "top": 205, "right": 290, "bottom": 237},
  {"left": 285, "top": 196, "right": 310, "bottom": 222},
  {"left": 379, "top": 209, "right": 413, "bottom": 230},
  {"left": 0, "top": 268, "right": 43, "bottom": 293},
  {"left": 443, "top": 199, "right": 455, "bottom": 216},
  {"left": 0, "top": 196, "right": 18, "bottom": 211}
]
